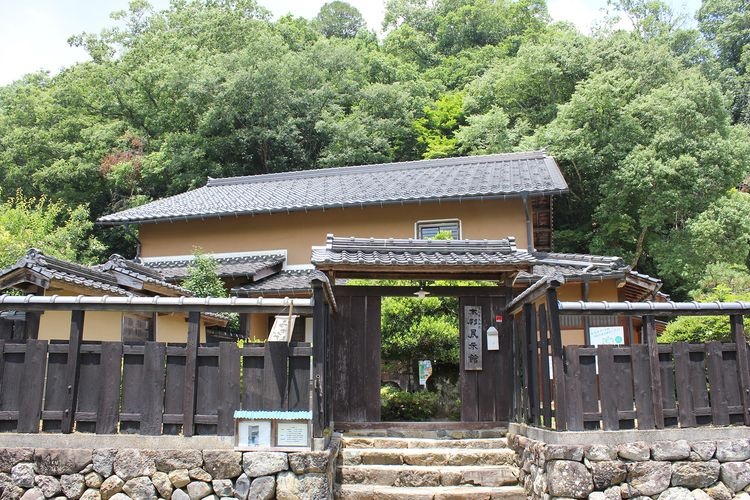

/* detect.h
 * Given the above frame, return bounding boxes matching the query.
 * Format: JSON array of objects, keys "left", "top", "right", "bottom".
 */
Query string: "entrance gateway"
[{"left": 311, "top": 234, "right": 534, "bottom": 426}]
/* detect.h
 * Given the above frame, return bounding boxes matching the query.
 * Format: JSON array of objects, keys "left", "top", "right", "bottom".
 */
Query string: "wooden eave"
[{"left": 315, "top": 263, "right": 530, "bottom": 281}]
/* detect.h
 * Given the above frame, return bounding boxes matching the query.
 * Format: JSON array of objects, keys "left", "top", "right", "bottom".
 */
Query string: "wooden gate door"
[
  {"left": 331, "top": 293, "right": 381, "bottom": 422},
  {"left": 459, "top": 296, "right": 512, "bottom": 422}
]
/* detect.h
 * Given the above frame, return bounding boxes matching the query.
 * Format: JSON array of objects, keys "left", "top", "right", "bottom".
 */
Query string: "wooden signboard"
[
  {"left": 464, "top": 305, "right": 482, "bottom": 370},
  {"left": 268, "top": 315, "right": 298, "bottom": 342}
]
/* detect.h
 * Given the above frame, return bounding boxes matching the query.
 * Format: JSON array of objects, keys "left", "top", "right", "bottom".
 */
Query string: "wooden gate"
[
  {"left": 459, "top": 296, "right": 512, "bottom": 422},
  {"left": 331, "top": 293, "right": 381, "bottom": 422}
]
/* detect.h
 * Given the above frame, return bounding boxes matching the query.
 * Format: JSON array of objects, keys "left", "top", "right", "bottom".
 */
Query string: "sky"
[{"left": 0, "top": 0, "right": 702, "bottom": 86}]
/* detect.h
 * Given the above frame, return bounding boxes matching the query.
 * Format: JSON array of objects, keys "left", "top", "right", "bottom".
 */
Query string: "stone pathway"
[{"left": 334, "top": 430, "right": 526, "bottom": 499}]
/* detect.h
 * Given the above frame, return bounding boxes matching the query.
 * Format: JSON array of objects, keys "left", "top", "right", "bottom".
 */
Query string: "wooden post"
[
  {"left": 182, "top": 311, "right": 200, "bottom": 437},
  {"left": 643, "top": 315, "right": 664, "bottom": 428},
  {"left": 582, "top": 281, "right": 591, "bottom": 345},
  {"left": 18, "top": 339, "right": 48, "bottom": 433},
  {"left": 546, "top": 286, "right": 567, "bottom": 431},
  {"left": 24, "top": 312, "right": 41, "bottom": 340},
  {"left": 218, "top": 341, "right": 240, "bottom": 435},
  {"left": 730, "top": 314, "right": 750, "bottom": 425},
  {"left": 311, "top": 281, "right": 327, "bottom": 438},
  {"left": 61, "top": 310, "right": 85, "bottom": 433},
  {"left": 525, "top": 303, "right": 540, "bottom": 426}
]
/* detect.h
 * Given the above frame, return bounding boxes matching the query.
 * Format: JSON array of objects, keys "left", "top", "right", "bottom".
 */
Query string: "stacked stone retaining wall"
[
  {"left": 509, "top": 434, "right": 750, "bottom": 500},
  {"left": 0, "top": 444, "right": 339, "bottom": 500}
]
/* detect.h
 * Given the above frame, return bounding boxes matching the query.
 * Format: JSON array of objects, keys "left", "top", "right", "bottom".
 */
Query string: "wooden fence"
[
  {"left": 0, "top": 339, "right": 311, "bottom": 436},
  {"left": 508, "top": 280, "right": 750, "bottom": 431}
]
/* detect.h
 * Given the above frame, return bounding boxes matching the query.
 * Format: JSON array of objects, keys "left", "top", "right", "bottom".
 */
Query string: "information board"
[
  {"left": 268, "top": 315, "right": 298, "bottom": 342},
  {"left": 276, "top": 422, "right": 309, "bottom": 447}
]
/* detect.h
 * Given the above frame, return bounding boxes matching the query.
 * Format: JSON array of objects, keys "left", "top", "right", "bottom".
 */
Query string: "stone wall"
[
  {"left": 0, "top": 443, "right": 339, "bottom": 500},
  {"left": 509, "top": 434, "right": 750, "bottom": 500}
]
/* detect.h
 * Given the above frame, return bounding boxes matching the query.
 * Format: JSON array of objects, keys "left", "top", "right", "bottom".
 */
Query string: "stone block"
[
  {"left": 154, "top": 450, "right": 203, "bottom": 473},
  {"left": 168, "top": 469, "right": 191, "bottom": 489},
  {"left": 19, "top": 488, "right": 43, "bottom": 500},
  {"left": 33, "top": 450, "right": 91, "bottom": 477},
  {"left": 706, "top": 480, "right": 733, "bottom": 500},
  {"left": 233, "top": 473, "right": 251, "bottom": 500},
  {"left": 719, "top": 461, "right": 750, "bottom": 492},
  {"left": 627, "top": 461, "right": 672, "bottom": 497},
  {"left": 211, "top": 479, "right": 233, "bottom": 497},
  {"left": 92, "top": 450, "right": 116, "bottom": 478},
  {"left": 201, "top": 451, "right": 241, "bottom": 480},
  {"left": 99, "top": 475, "right": 124, "bottom": 500},
  {"left": 188, "top": 468, "right": 212, "bottom": 482},
  {"left": 0, "top": 450, "right": 34, "bottom": 474},
  {"left": 34, "top": 475, "right": 61, "bottom": 497},
  {"left": 585, "top": 445, "right": 617, "bottom": 462},
  {"left": 12, "top": 464, "right": 34, "bottom": 488},
  {"left": 247, "top": 476, "right": 274, "bottom": 500},
  {"left": 242, "top": 453, "right": 288, "bottom": 478},
  {"left": 113, "top": 449, "right": 155, "bottom": 481},
  {"left": 546, "top": 445, "right": 585, "bottom": 462},
  {"left": 715, "top": 440, "right": 750, "bottom": 462},
  {"left": 651, "top": 441, "right": 691, "bottom": 461},
  {"left": 288, "top": 452, "right": 329, "bottom": 474},
  {"left": 275, "top": 472, "right": 326, "bottom": 500},
  {"left": 547, "top": 460, "right": 594, "bottom": 498},
  {"left": 171, "top": 489, "right": 190, "bottom": 500},
  {"left": 617, "top": 442, "right": 650, "bottom": 462},
  {"left": 60, "top": 474, "right": 85, "bottom": 499},
  {"left": 690, "top": 441, "right": 716, "bottom": 461},
  {"left": 591, "top": 460, "right": 628, "bottom": 489},
  {"left": 79, "top": 489, "right": 100, "bottom": 500},
  {"left": 152, "top": 471, "right": 173, "bottom": 498},
  {"left": 670, "top": 460, "right": 720, "bottom": 489},
  {"left": 186, "top": 481, "right": 212, "bottom": 500},
  {"left": 656, "top": 486, "right": 693, "bottom": 500},
  {"left": 123, "top": 477, "right": 157, "bottom": 499}
]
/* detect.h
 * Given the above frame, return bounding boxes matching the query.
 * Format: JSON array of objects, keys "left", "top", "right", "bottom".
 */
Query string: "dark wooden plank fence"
[
  {"left": 509, "top": 282, "right": 750, "bottom": 432},
  {"left": 0, "top": 339, "right": 312, "bottom": 435}
]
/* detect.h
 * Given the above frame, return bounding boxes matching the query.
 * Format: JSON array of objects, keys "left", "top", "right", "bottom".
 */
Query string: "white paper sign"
[
  {"left": 590, "top": 326, "right": 625, "bottom": 346},
  {"left": 237, "top": 420, "right": 271, "bottom": 448},
  {"left": 464, "top": 305, "right": 482, "bottom": 370},
  {"left": 268, "top": 315, "right": 298, "bottom": 342},
  {"left": 276, "top": 422, "right": 309, "bottom": 447}
]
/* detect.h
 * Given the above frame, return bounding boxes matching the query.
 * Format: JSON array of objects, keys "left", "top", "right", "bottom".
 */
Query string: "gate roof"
[{"left": 311, "top": 234, "right": 535, "bottom": 279}]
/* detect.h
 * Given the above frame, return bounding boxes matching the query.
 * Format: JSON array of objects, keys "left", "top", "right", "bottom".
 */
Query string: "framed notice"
[
  {"left": 590, "top": 326, "right": 625, "bottom": 346},
  {"left": 276, "top": 422, "right": 309, "bottom": 447},
  {"left": 464, "top": 305, "right": 482, "bottom": 370},
  {"left": 237, "top": 420, "right": 271, "bottom": 448}
]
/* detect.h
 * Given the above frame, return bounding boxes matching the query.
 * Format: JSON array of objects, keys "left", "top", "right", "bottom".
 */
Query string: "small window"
[{"left": 415, "top": 219, "right": 461, "bottom": 240}]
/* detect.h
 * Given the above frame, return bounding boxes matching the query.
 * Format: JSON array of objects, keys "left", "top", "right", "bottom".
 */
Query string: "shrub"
[{"left": 380, "top": 386, "right": 439, "bottom": 421}]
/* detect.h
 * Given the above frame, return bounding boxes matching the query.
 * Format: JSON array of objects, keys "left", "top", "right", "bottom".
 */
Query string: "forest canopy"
[{"left": 1, "top": 0, "right": 749, "bottom": 299}]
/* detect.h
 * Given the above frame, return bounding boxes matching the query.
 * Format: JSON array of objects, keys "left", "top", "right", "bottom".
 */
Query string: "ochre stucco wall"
[{"left": 139, "top": 198, "right": 531, "bottom": 264}]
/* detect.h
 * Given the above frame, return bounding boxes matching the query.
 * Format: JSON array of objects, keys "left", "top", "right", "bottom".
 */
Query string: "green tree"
[
  {"left": 181, "top": 250, "right": 226, "bottom": 297},
  {"left": 414, "top": 92, "right": 465, "bottom": 158},
  {"left": 315, "top": 1, "right": 366, "bottom": 38},
  {"left": 0, "top": 191, "right": 104, "bottom": 267}
]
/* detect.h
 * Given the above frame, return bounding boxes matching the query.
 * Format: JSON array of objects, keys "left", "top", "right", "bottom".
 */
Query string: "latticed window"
[{"left": 416, "top": 219, "right": 461, "bottom": 239}]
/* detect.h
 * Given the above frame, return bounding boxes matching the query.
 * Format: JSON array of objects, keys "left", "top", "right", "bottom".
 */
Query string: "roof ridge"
[
  {"left": 24, "top": 249, "right": 121, "bottom": 286},
  {"left": 206, "top": 151, "right": 548, "bottom": 187}
]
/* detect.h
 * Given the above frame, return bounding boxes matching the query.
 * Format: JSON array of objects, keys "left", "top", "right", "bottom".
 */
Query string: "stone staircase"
[{"left": 334, "top": 428, "right": 526, "bottom": 499}]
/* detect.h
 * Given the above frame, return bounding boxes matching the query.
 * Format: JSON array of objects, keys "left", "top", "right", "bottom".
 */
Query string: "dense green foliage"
[
  {"left": 1, "top": 0, "right": 750, "bottom": 299},
  {"left": 181, "top": 250, "right": 227, "bottom": 297},
  {"left": 380, "top": 385, "right": 440, "bottom": 421},
  {"left": 0, "top": 191, "right": 103, "bottom": 267},
  {"left": 660, "top": 263, "right": 750, "bottom": 342}
]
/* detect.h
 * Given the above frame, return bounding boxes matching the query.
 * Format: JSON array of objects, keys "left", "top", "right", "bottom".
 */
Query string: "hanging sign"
[
  {"left": 418, "top": 360, "right": 433, "bottom": 386},
  {"left": 268, "top": 314, "right": 298, "bottom": 342},
  {"left": 464, "top": 305, "right": 483, "bottom": 370}
]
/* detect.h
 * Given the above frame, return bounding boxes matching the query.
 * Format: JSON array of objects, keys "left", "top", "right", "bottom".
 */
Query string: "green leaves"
[{"left": 181, "top": 250, "right": 227, "bottom": 298}]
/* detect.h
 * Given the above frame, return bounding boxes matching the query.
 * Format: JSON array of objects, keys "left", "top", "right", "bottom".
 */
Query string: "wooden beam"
[
  {"left": 643, "top": 315, "right": 664, "bottom": 428},
  {"left": 182, "top": 312, "right": 200, "bottom": 437},
  {"left": 546, "top": 287, "right": 567, "bottom": 430},
  {"left": 312, "top": 282, "right": 327, "bottom": 438},
  {"left": 730, "top": 315, "right": 750, "bottom": 425},
  {"left": 333, "top": 286, "right": 506, "bottom": 297},
  {"left": 61, "top": 310, "right": 85, "bottom": 433}
]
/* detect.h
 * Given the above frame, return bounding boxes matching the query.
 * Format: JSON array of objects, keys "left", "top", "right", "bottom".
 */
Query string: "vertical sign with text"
[{"left": 464, "top": 305, "right": 482, "bottom": 371}]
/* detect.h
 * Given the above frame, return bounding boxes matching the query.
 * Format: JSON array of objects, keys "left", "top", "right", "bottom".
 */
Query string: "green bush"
[{"left": 380, "top": 386, "right": 439, "bottom": 421}]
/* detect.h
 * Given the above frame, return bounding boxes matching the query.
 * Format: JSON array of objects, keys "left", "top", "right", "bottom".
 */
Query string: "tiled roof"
[
  {"left": 139, "top": 251, "right": 285, "bottom": 281},
  {"left": 232, "top": 268, "right": 328, "bottom": 296},
  {"left": 311, "top": 234, "right": 535, "bottom": 268},
  {"left": 0, "top": 249, "right": 132, "bottom": 296},
  {"left": 515, "top": 252, "right": 662, "bottom": 297},
  {"left": 98, "top": 151, "right": 568, "bottom": 225},
  {"left": 97, "top": 255, "right": 194, "bottom": 295}
]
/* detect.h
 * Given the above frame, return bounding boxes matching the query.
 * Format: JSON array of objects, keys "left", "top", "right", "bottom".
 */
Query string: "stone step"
[
  {"left": 335, "top": 484, "right": 527, "bottom": 500},
  {"left": 341, "top": 448, "right": 516, "bottom": 467},
  {"left": 343, "top": 437, "right": 508, "bottom": 449},
  {"left": 337, "top": 464, "right": 520, "bottom": 487},
  {"left": 341, "top": 428, "right": 507, "bottom": 439}
]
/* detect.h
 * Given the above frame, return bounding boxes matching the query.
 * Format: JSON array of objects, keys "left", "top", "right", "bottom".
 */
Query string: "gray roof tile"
[
  {"left": 139, "top": 252, "right": 285, "bottom": 281},
  {"left": 232, "top": 268, "right": 328, "bottom": 296},
  {"left": 311, "top": 234, "right": 535, "bottom": 268},
  {"left": 98, "top": 151, "right": 568, "bottom": 225}
]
